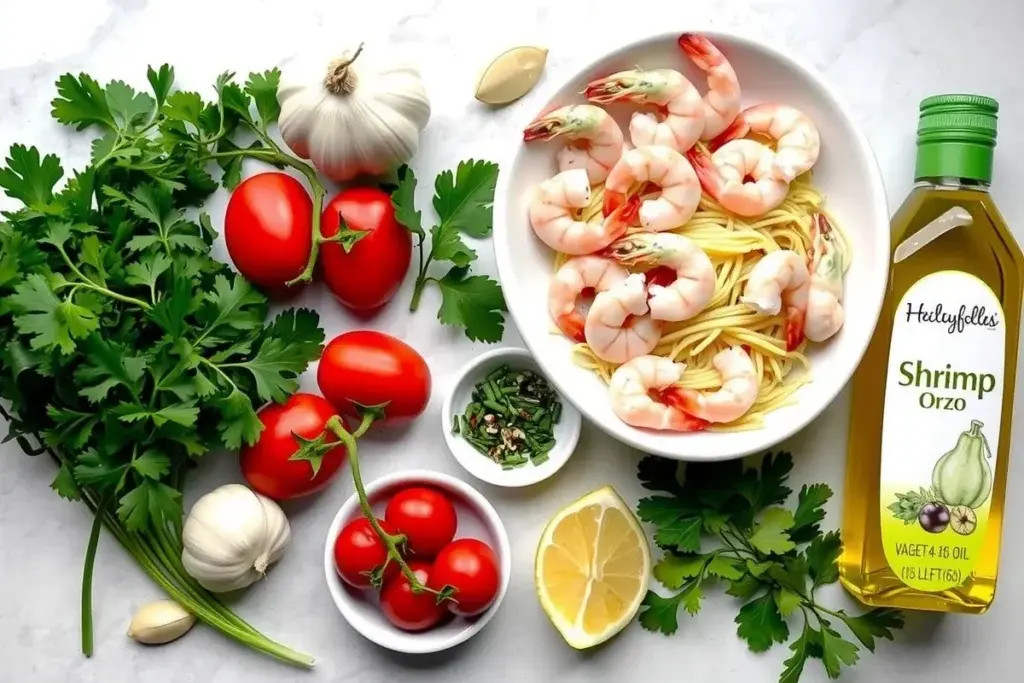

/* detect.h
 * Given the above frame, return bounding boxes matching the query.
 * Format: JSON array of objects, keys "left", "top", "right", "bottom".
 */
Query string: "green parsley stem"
[
  {"left": 55, "top": 245, "right": 152, "bottom": 312},
  {"left": 326, "top": 413, "right": 445, "bottom": 598},
  {"left": 80, "top": 497, "right": 108, "bottom": 657}
]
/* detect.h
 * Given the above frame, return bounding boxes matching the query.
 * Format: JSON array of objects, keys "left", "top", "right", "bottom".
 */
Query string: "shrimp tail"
[
  {"left": 660, "top": 388, "right": 711, "bottom": 431},
  {"left": 556, "top": 314, "right": 587, "bottom": 343},
  {"left": 677, "top": 33, "right": 716, "bottom": 68},
  {"left": 604, "top": 193, "right": 641, "bottom": 239},
  {"left": 686, "top": 147, "right": 722, "bottom": 197},
  {"left": 708, "top": 115, "right": 750, "bottom": 151},
  {"left": 786, "top": 305, "right": 806, "bottom": 352}
]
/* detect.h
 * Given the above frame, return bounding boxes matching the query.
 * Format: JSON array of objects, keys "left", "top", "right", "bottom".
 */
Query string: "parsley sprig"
[
  {"left": 0, "top": 66, "right": 323, "bottom": 665},
  {"left": 391, "top": 161, "right": 507, "bottom": 343},
  {"left": 636, "top": 453, "right": 904, "bottom": 682}
]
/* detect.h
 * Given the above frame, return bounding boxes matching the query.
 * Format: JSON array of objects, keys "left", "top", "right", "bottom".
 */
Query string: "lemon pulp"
[{"left": 534, "top": 485, "right": 650, "bottom": 648}]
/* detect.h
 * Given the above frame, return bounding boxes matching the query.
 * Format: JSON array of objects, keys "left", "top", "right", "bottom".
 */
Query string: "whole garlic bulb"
[
  {"left": 181, "top": 484, "right": 291, "bottom": 593},
  {"left": 277, "top": 44, "right": 431, "bottom": 182}
]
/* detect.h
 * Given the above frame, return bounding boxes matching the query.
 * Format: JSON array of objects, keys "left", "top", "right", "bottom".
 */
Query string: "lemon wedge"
[{"left": 535, "top": 485, "right": 650, "bottom": 649}]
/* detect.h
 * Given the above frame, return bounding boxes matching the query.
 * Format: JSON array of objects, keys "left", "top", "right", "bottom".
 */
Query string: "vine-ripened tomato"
[
  {"left": 317, "top": 330, "right": 431, "bottom": 423},
  {"left": 240, "top": 393, "right": 344, "bottom": 500},
  {"left": 320, "top": 187, "right": 412, "bottom": 312},
  {"left": 385, "top": 487, "right": 458, "bottom": 558},
  {"left": 429, "top": 538, "right": 501, "bottom": 617},
  {"left": 334, "top": 517, "right": 400, "bottom": 589},
  {"left": 380, "top": 560, "right": 447, "bottom": 632},
  {"left": 224, "top": 172, "right": 312, "bottom": 299}
]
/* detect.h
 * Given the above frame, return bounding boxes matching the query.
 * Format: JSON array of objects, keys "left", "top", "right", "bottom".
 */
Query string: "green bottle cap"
[{"left": 915, "top": 94, "right": 998, "bottom": 183}]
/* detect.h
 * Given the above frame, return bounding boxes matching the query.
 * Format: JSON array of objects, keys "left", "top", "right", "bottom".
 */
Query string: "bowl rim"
[
  {"left": 441, "top": 346, "right": 582, "bottom": 487},
  {"left": 492, "top": 28, "right": 890, "bottom": 461},
  {"left": 322, "top": 469, "right": 512, "bottom": 654}
]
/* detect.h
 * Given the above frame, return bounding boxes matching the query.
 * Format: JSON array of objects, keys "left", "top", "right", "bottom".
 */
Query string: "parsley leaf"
[
  {"left": 75, "top": 336, "right": 147, "bottom": 403},
  {"left": 245, "top": 69, "right": 281, "bottom": 128},
  {"left": 392, "top": 161, "right": 505, "bottom": 342},
  {"left": 118, "top": 478, "right": 182, "bottom": 531},
  {"left": 215, "top": 389, "right": 265, "bottom": 450},
  {"left": 51, "top": 73, "right": 114, "bottom": 130},
  {"left": 436, "top": 267, "right": 506, "bottom": 343},
  {"left": 790, "top": 483, "right": 833, "bottom": 543},
  {"left": 653, "top": 553, "right": 708, "bottom": 589},
  {"left": 780, "top": 621, "right": 818, "bottom": 683},
  {"left": 638, "top": 591, "right": 686, "bottom": 635},
  {"left": 653, "top": 513, "right": 703, "bottom": 553},
  {"left": 51, "top": 463, "right": 81, "bottom": 500},
  {"left": 820, "top": 625, "right": 860, "bottom": 677},
  {"left": 10, "top": 274, "right": 99, "bottom": 354},
  {"left": 748, "top": 507, "right": 797, "bottom": 555},
  {"left": 835, "top": 608, "right": 904, "bottom": 652},
  {"left": 735, "top": 592, "right": 789, "bottom": 652},
  {"left": 104, "top": 81, "right": 156, "bottom": 130},
  {"left": 0, "top": 144, "right": 64, "bottom": 210},
  {"left": 805, "top": 530, "right": 842, "bottom": 587},
  {"left": 146, "top": 65, "right": 175, "bottom": 107}
]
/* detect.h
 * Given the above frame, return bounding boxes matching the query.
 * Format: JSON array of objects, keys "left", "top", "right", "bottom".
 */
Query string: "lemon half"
[{"left": 535, "top": 485, "right": 650, "bottom": 649}]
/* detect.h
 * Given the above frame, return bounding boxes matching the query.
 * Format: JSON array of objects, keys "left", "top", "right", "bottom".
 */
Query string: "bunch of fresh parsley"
[
  {"left": 391, "top": 161, "right": 507, "bottom": 343},
  {"left": 635, "top": 452, "right": 903, "bottom": 682},
  {"left": 0, "top": 66, "right": 322, "bottom": 665}
]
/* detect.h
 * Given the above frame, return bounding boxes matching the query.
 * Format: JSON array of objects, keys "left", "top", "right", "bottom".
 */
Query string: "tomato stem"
[{"left": 326, "top": 414, "right": 444, "bottom": 597}]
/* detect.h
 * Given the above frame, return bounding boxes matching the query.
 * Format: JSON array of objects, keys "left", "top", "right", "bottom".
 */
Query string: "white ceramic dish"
[
  {"left": 323, "top": 470, "right": 511, "bottom": 654},
  {"left": 493, "top": 30, "right": 889, "bottom": 461},
  {"left": 441, "top": 347, "right": 582, "bottom": 487}
]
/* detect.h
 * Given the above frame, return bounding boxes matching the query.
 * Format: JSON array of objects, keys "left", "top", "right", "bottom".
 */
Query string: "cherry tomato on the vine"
[
  {"left": 320, "top": 187, "right": 412, "bottom": 312},
  {"left": 224, "top": 172, "right": 313, "bottom": 299},
  {"left": 333, "top": 517, "right": 400, "bottom": 589},
  {"left": 429, "top": 538, "right": 501, "bottom": 617},
  {"left": 385, "top": 487, "right": 458, "bottom": 558},
  {"left": 240, "top": 393, "right": 344, "bottom": 500},
  {"left": 317, "top": 330, "right": 431, "bottom": 423},
  {"left": 379, "top": 561, "right": 448, "bottom": 632}
]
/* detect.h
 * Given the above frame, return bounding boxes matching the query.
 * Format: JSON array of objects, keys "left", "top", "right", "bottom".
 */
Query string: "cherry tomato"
[
  {"left": 385, "top": 487, "right": 458, "bottom": 558},
  {"left": 320, "top": 187, "right": 412, "bottom": 312},
  {"left": 334, "top": 517, "right": 400, "bottom": 589},
  {"left": 429, "top": 539, "right": 501, "bottom": 617},
  {"left": 224, "top": 172, "right": 312, "bottom": 299},
  {"left": 379, "top": 561, "right": 447, "bottom": 632},
  {"left": 317, "top": 330, "right": 431, "bottom": 423},
  {"left": 240, "top": 393, "right": 344, "bottom": 500}
]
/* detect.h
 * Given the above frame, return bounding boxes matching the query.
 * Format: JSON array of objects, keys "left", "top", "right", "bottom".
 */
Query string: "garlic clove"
[
  {"left": 475, "top": 46, "right": 548, "bottom": 105},
  {"left": 127, "top": 599, "right": 196, "bottom": 645}
]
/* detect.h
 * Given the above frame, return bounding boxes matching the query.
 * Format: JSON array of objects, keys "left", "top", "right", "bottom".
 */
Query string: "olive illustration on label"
[
  {"left": 950, "top": 506, "right": 978, "bottom": 536},
  {"left": 918, "top": 502, "right": 950, "bottom": 533},
  {"left": 932, "top": 420, "right": 993, "bottom": 510}
]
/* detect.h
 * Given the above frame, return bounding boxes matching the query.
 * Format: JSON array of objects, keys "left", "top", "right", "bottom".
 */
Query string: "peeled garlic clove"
[
  {"left": 475, "top": 46, "right": 548, "bottom": 105},
  {"left": 127, "top": 599, "right": 196, "bottom": 645}
]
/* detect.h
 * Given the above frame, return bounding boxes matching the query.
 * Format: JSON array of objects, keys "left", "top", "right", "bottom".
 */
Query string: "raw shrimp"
[
  {"left": 804, "top": 213, "right": 846, "bottom": 343},
  {"left": 688, "top": 140, "right": 790, "bottom": 217},
  {"left": 529, "top": 169, "right": 640, "bottom": 255},
  {"left": 602, "top": 233, "right": 715, "bottom": 322},
  {"left": 584, "top": 274, "right": 663, "bottom": 364},
  {"left": 603, "top": 146, "right": 701, "bottom": 232},
  {"left": 584, "top": 68, "right": 705, "bottom": 152},
  {"left": 739, "top": 249, "right": 810, "bottom": 351},
  {"left": 710, "top": 103, "right": 821, "bottom": 182},
  {"left": 523, "top": 104, "right": 625, "bottom": 185},
  {"left": 608, "top": 355, "right": 709, "bottom": 431},
  {"left": 677, "top": 33, "right": 741, "bottom": 140},
  {"left": 675, "top": 346, "right": 758, "bottom": 424},
  {"left": 548, "top": 256, "right": 629, "bottom": 342}
]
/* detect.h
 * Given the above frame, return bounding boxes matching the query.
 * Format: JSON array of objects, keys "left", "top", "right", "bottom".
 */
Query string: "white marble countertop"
[{"left": 2, "top": 1, "right": 1023, "bottom": 681}]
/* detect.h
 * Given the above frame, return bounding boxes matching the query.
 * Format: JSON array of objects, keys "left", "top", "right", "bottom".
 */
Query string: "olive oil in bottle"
[{"left": 839, "top": 95, "right": 1023, "bottom": 614}]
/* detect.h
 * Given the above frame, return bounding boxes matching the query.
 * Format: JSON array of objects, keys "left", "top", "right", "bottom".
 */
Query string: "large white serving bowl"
[{"left": 493, "top": 30, "right": 889, "bottom": 461}]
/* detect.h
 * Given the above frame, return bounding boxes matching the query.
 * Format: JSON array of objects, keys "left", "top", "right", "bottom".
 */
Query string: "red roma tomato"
[
  {"left": 380, "top": 561, "right": 447, "bottom": 632},
  {"left": 385, "top": 487, "right": 458, "bottom": 558},
  {"left": 224, "top": 172, "right": 312, "bottom": 299},
  {"left": 334, "top": 517, "right": 400, "bottom": 589},
  {"left": 317, "top": 330, "right": 431, "bottom": 423},
  {"left": 240, "top": 393, "right": 344, "bottom": 500},
  {"left": 429, "top": 539, "right": 501, "bottom": 617},
  {"left": 320, "top": 187, "right": 412, "bottom": 312}
]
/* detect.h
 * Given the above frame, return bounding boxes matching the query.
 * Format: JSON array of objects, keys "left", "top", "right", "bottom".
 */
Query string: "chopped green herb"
[{"left": 456, "top": 364, "right": 561, "bottom": 469}]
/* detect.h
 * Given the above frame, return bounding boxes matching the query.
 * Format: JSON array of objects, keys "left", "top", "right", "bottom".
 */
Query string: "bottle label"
[{"left": 879, "top": 270, "right": 1004, "bottom": 592}]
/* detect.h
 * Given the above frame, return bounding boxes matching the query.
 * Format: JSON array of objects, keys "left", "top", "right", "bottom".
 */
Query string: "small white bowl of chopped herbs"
[{"left": 442, "top": 347, "right": 581, "bottom": 487}]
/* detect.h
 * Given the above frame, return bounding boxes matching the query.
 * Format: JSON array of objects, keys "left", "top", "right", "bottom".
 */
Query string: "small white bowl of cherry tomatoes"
[{"left": 324, "top": 469, "right": 511, "bottom": 653}]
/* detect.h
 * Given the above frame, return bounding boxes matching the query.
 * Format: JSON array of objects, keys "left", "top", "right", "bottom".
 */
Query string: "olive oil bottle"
[{"left": 840, "top": 95, "right": 1023, "bottom": 613}]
